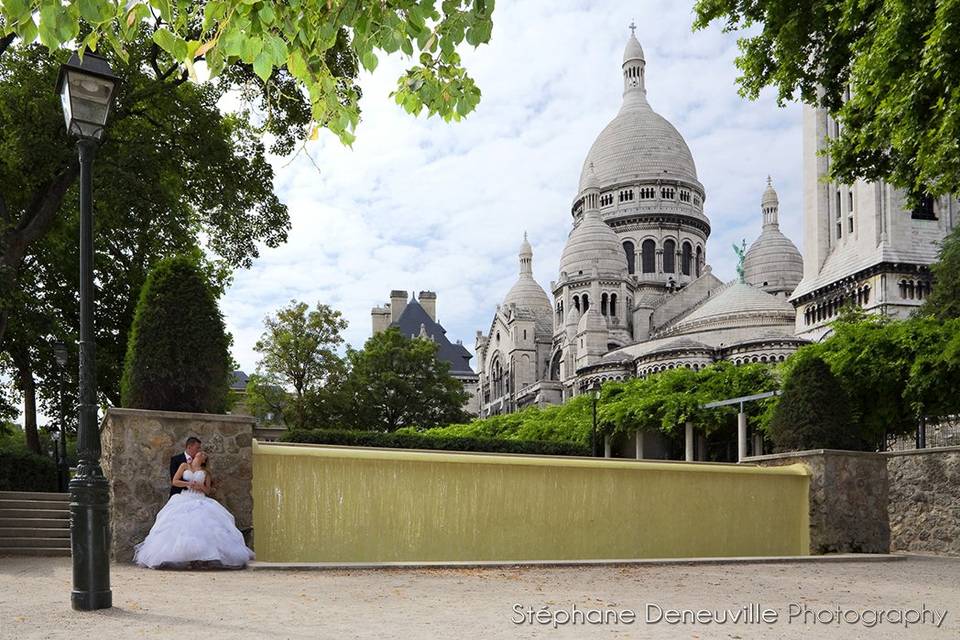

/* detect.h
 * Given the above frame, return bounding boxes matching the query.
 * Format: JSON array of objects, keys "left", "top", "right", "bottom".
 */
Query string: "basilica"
[{"left": 473, "top": 28, "right": 958, "bottom": 419}]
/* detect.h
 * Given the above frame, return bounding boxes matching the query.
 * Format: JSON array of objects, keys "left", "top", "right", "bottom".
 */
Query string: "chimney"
[
  {"left": 390, "top": 290, "right": 408, "bottom": 322},
  {"left": 371, "top": 304, "right": 391, "bottom": 335},
  {"left": 418, "top": 290, "right": 437, "bottom": 321}
]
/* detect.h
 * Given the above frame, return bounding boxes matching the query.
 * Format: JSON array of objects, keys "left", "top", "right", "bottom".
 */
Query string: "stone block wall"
[
  {"left": 886, "top": 447, "right": 960, "bottom": 556},
  {"left": 101, "top": 407, "right": 254, "bottom": 562},
  {"left": 747, "top": 450, "right": 890, "bottom": 554}
]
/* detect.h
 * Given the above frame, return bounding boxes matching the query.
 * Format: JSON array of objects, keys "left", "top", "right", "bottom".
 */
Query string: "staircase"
[{"left": 0, "top": 491, "right": 71, "bottom": 556}]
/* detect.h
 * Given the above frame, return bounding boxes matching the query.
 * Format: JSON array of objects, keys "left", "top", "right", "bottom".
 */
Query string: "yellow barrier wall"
[{"left": 252, "top": 441, "right": 810, "bottom": 563}]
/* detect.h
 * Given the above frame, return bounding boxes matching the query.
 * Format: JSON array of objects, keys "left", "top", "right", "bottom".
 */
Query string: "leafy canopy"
[
  {"left": 693, "top": 0, "right": 960, "bottom": 198},
  {"left": 0, "top": 0, "right": 495, "bottom": 144},
  {"left": 342, "top": 327, "right": 468, "bottom": 431},
  {"left": 250, "top": 300, "right": 348, "bottom": 429}
]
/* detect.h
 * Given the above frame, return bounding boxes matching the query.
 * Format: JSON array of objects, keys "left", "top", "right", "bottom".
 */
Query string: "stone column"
[
  {"left": 635, "top": 432, "right": 644, "bottom": 460},
  {"left": 737, "top": 411, "right": 747, "bottom": 462},
  {"left": 604, "top": 435, "right": 612, "bottom": 458},
  {"left": 685, "top": 422, "right": 694, "bottom": 462}
]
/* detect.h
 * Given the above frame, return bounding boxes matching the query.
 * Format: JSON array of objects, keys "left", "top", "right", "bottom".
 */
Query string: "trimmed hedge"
[
  {"left": 0, "top": 449, "right": 57, "bottom": 492},
  {"left": 282, "top": 429, "right": 590, "bottom": 456}
]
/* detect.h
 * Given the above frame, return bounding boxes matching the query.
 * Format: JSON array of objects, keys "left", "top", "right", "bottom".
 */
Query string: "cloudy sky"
[{"left": 224, "top": 0, "right": 805, "bottom": 374}]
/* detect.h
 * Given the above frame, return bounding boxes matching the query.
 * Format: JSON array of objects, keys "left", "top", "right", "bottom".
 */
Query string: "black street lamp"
[
  {"left": 56, "top": 51, "right": 119, "bottom": 612},
  {"left": 53, "top": 341, "right": 69, "bottom": 493},
  {"left": 590, "top": 380, "right": 601, "bottom": 457}
]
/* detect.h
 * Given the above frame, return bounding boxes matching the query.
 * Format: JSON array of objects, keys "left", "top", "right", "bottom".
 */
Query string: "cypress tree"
[
  {"left": 769, "top": 355, "right": 861, "bottom": 452},
  {"left": 120, "top": 254, "right": 231, "bottom": 413}
]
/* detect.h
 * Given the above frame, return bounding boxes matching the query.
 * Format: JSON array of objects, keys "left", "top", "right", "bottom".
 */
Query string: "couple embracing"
[{"left": 133, "top": 436, "right": 254, "bottom": 569}]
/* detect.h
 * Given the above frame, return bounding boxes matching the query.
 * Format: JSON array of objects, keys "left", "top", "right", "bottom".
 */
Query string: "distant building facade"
[{"left": 371, "top": 290, "right": 479, "bottom": 415}]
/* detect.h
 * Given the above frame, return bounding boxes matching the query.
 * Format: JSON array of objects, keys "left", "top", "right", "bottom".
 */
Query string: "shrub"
[
  {"left": 282, "top": 428, "right": 589, "bottom": 456},
  {"left": 120, "top": 254, "right": 232, "bottom": 413},
  {"left": 768, "top": 355, "right": 862, "bottom": 451},
  {"left": 0, "top": 448, "right": 57, "bottom": 492}
]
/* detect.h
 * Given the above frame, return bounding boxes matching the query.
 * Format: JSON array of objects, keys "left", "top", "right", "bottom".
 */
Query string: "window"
[
  {"left": 695, "top": 245, "right": 703, "bottom": 277},
  {"left": 661, "top": 187, "right": 675, "bottom": 200},
  {"left": 582, "top": 293, "right": 590, "bottom": 311},
  {"left": 912, "top": 194, "right": 937, "bottom": 220},
  {"left": 679, "top": 190, "right": 691, "bottom": 203},
  {"left": 681, "top": 241, "right": 692, "bottom": 276},
  {"left": 639, "top": 187, "right": 655, "bottom": 199},
  {"left": 573, "top": 295, "right": 580, "bottom": 312},
  {"left": 601, "top": 293, "right": 608, "bottom": 316},
  {"left": 836, "top": 189, "right": 843, "bottom": 239},
  {"left": 623, "top": 241, "right": 635, "bottom": 275},
  {"left": 641, "top": 239, "right": 656, "bottom": 273},
  {"left": 610, "top": 293, "right": 617, "bottom": 316},
  {"left": 618, "top": 190, "right": 634, "bottom": 202},
  {"left": 663, "top": 239, "right": 676, "bottom": 273}
]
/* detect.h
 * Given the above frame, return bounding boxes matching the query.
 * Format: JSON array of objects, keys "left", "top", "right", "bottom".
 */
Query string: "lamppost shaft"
[{"left": 70, "top": 138, "right": 111, "bottom": 611}]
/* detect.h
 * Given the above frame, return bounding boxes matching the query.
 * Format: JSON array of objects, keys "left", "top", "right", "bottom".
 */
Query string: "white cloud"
[{"left": 220, "top": 0, "right": 805, "bottom": 374}]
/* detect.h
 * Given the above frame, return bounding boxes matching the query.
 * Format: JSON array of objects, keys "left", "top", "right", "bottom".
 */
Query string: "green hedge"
[
  {"left": 281, "top": 429, "right": 590, "bottom": 456},
  {"left": 0, "top": 449, "right": 57, "bottom": 492}
]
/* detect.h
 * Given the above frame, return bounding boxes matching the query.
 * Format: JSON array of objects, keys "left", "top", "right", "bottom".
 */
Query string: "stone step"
[
  {"left": 0, "top": 491, "right": 69, "bottom": 502},
  {"left": 0, "top": 537, "right": 70, "bottom": 548},
  {"left": 0, "top": 508, "right": 69, "bottom": 521},
  {"left": 0, "top": 517, "right": 70, "bottom": 529},
  {"left": 0, "top": 527, "right": 71, "bottom": 539},
  {"left": 0, "top": 499, "right": 69, "bottom": 511},
  {"left": 0, "top": 546, "right": 71, "bottom": 557}
]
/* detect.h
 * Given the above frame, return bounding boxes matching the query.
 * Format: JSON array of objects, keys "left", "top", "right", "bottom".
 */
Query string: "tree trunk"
[{"left": 19, "top": 362, "right": 40, "bottom": 454}]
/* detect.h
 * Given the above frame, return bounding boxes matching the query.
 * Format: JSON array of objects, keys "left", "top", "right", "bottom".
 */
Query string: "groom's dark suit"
[{"left": 169, "top": 452, "right": 188, "bottom": 496}]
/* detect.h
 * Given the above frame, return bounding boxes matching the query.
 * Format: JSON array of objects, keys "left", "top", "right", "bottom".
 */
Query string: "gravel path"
[{"left": 1, "top": 555, "right": 958, "bottom": 639}]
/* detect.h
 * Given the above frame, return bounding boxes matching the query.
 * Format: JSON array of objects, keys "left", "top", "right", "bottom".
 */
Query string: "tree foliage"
[
  {"left": 120, "top": 253, "right": 232, "bottom": 413},
  {"left": 342, "top": 328, "right": 468, "bottom": 431},
  {"left": 693, "top": 0, "right": 960, "bottom": 198},
  {"left": 251, "top": 300, "right": 347, "bottom": 429},
  {"left": 0, "top": 37, "right": 288, "bottom": 446},
  {"left": 0, "top": 0, "right": 494, "bottom": 143},
  {"left": 922, "top": 224, "right": 960, "bottom": 321},
  {"left": 768, "top": 354, "right": 858, "bottom": 451}
]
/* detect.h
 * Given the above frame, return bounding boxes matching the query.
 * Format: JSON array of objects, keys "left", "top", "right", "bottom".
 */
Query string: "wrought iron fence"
[{"left": 885, "top": 415, "right": 960, "bottom": 451}]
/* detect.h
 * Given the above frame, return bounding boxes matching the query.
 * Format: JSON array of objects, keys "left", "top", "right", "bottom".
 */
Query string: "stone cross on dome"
[{"left": 629, "top": 20, "right": 636, "bottom": 36}]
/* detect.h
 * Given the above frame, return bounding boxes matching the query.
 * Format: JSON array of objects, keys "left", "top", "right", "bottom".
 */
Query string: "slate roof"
[
  {"left": 229, "top": 370, "right": 249, "bottom": 391},
  {"left": 390, "top": 299, "right": 476, "bottom": 376}
]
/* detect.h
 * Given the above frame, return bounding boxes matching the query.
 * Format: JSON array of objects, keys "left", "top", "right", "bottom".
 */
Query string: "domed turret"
[
  {"left": 744, "top": 177, "right": 803, "bottom": 297},
  {"left": 503, "top": 233, "right": 553, "bottom": 327},
  {"left": 559, "top": 168, "right": 628, "bottom": 277}
]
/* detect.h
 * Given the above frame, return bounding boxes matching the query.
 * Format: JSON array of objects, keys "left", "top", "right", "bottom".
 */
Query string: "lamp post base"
[{"left": 69, "top": 473, "right": 112, "bottom": 611}]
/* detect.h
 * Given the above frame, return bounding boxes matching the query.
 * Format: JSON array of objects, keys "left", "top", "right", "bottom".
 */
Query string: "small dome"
[
  {"left": 667, "top": 281, "right": 794, "bottom": 335},
  {"left": 503, "top": 233, "right": 552, "bottom": 332},
  {"left": 743, "top": 231, "right": 803, "bottom": 294},
  {"left": 744, "top": 177, "right": 802, "bottom": 295},
  {"left": 559, "top": 211, "right": 628, "bottom": 277},
  {"left": 761, "top": 176, "right": 778, "bottom": 208},
  {"left": 623, "top": 33, "right": 644, "bottom": 63}
]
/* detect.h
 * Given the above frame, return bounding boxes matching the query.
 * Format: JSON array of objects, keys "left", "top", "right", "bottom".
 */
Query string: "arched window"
[
  {"left": 610, "top": 293, "right": 617, "bottom": 316},
  {"left": 641, "top": 239, "right": 656, "bottom": 273},
  {"left": 549, "top": 352, "right": 561, "bottom": 380},
  {"left": 663, "top": 239, "right": 676, "bottom": 273},
  {"left": 582, "top": 293, "right": 590, "bottom": 311},
  {"left": 695, "top": 245, "right": 703, "bottom": 277},
  {"left": 681, "top": 241, "right": 692, "bottom": 276},
  {"left": 623, "top": 241, "right": 636, "bottom": 275},
  {"left": 573, "top": 295, "right": 580, "bottom": 311},
  {"left": 601, "top": 293, "right": 608, "bottom": 316}
]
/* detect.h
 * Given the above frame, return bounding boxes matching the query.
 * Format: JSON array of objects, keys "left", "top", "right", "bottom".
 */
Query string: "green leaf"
[
  {"left": 253, "top": 50, "right": 273, "bottom": 81},
  {"left": 361, "top": 50, "right": 378, "bottom": 72},
  {"left": 239, "top": 35, "right": 262, "bottom": 64}
]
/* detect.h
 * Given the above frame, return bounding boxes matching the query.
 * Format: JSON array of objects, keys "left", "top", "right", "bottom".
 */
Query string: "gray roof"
[
  {"left": 230, "top": 370, "right": 249, "bottom": 391},
  {"left": 390, "top": 299, "right": 475, "bottom": 375}
]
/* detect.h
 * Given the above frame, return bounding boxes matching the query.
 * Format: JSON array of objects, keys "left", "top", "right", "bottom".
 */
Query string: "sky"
[
  {"left": 13, "top": 0, "right": 804, "bottom": 423},
  {"left": 221, "top": 0, "right": 804, "bottom": 375}
]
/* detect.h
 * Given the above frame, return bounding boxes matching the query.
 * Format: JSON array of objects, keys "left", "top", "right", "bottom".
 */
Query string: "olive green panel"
[{"left": 252, "top": 442, "right": 810, "bottom": 563}]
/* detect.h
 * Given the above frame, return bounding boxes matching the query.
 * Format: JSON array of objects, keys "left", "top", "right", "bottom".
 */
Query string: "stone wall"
[
  {"left": 101, "top": 407, "right": 254, "bottom": 563},
  {"left": 747, "top": 450, "right": 890, "bottom": 554},
  {"left": 886, "top": 447, "right": 960, "bottom": 556}
]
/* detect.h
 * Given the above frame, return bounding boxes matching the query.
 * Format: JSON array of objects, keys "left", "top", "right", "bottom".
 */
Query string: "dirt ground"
[{"left": 1, "top": 555, "right": 958, "bottom": 639}]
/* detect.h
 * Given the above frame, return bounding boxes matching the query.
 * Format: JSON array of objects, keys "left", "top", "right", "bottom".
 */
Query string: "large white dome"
[
  {"left": 743, "top": 179, "right": 803, "bottom": 295},
  {"left": 578, "top": 96, "right": 698, "bottom": 192}
]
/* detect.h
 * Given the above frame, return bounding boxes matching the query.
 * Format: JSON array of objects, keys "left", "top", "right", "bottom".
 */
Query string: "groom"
[{"left": 169, "top": 436, "right": 202, "bottom": 496}]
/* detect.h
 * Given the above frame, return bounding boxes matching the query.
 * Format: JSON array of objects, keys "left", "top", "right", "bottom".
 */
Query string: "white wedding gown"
[{"left": 133, "top": 469, "right": 254, "bottom": 569}]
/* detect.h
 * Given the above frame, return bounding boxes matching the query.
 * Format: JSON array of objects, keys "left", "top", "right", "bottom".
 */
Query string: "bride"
[{"left": 134, "top": 451, "right": 254, "bottom": 569}]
